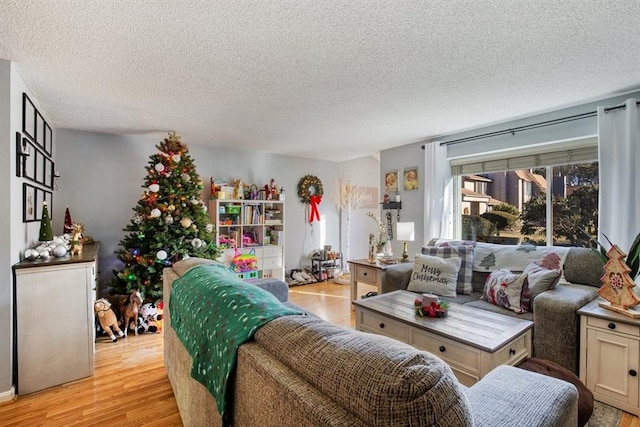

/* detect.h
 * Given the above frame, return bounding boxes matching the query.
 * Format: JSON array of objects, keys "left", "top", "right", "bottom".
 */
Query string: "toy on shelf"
[
  {"left": 219, "top": 234, "right": 237, "bottom": 249},
  {"left": 231, "top": 248, "right": 258, "bottom": 273}
]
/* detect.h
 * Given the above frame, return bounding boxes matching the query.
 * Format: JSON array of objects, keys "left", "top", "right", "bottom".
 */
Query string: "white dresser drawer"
[
  {"left": 410, "top": 330, "right": 481, "bottom": 375},
  {"left": 359, "top": 310, "right": 409, "bottom": 342},
  {"left": 263, "top": 246, "right": 283, "bottom": 258},
  {"left": 263, "top": 256, "right": 283, "bottom": 269},
  {"left": 588, "top": 316, "right": 640, "bottom": 337},
  {"left": 354, "top": 265, "right": 379, "bottom": 284},
  {"left": 492, "top": 333, "right": 529, "bottom": 366}
]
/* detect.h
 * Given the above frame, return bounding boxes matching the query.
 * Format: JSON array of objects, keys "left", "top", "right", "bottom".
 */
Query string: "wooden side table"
[
  {"left": 347, "top": 259, "right": 395, "bottom": 309},
  {"left": 578, "top": 298, "right": 640, "bottom": 415}
]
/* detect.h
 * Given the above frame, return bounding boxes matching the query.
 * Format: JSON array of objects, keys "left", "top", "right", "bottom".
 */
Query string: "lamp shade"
[{"left": 397, "top": 222, "right": 415, "bottom": 241}]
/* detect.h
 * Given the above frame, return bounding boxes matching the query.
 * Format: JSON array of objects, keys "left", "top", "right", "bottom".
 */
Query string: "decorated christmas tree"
[
  {"left": 38, "top": 201, "right": 53, "bottom": 242},
  {"left": 110, "top": 132, "right": 219, "bottom": 299}
]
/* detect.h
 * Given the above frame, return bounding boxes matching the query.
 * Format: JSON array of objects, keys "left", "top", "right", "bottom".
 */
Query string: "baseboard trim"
[{"left": 0, "top": 386, "right": 15, "bottom": 403}]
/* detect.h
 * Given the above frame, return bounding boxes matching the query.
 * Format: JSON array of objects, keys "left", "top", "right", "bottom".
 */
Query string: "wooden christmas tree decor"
[{"left": 598, "top": 244, "right": 640, "bottom": 318}]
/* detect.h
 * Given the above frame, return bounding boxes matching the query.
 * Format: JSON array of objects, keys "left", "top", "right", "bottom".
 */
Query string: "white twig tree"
[{"left": 333, "top": 176, "right": 372, "bottom": 269}]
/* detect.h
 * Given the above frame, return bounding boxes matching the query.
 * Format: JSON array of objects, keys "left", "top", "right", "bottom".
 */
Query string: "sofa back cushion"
[
  {"left": 563, "top": 247, "right": 605, "bottom": 287},
  {"left": 255, "top": 315, "right": 473, "bottom": 426}
]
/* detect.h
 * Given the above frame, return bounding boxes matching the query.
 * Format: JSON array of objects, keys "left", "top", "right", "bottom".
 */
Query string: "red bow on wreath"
[{"left": 309, "top": 195, "right": 321, "bottom": 223}]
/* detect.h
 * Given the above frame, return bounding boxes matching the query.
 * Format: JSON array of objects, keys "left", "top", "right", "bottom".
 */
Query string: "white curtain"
[
  {"left": 598, "top": 98, "right": 640, "bottom": 252},
  {"left": 423, "top": 141, "right": 453, "bottom": 243}
]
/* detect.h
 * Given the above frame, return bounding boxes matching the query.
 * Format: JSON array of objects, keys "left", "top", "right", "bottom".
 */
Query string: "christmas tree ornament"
[
  {"left": 52, "top": 245, "right": 68, "bottom": 257},
  {"left": 172, "top": 154, "right": 181, "bottom": 163},
  {"left": 190, "top": 198, "right": 200, "bottom": 205},
  {"left": 150, "top": 208, "right": 161, "bottom": 218},
  {"left": 155, "top": 163, "right": 165, "bottom": 172},
  {"left": 133, "top": 214, "right": 143, "bottom": 224},
  {"left": 156, "top": 250, "right": 168, "bottom": 260},
  {"left": 149, "top": 183, "right": 160, "bottom": 193},
  {"left": 181, "top": 173, "right": 191, "bottom": 182},
  {"left": 39, "top": 249, "right": 51, "bottom": 260},
  {"left": 168, "top": 204, "right": 176, "bottom": 211},
  {"left": 24, "top": 248, "right": 39, "bottom": 261},
  {"left": 191, "top": 238, "right": 203, "bottom": 248},
  {"left": 38, "top": 201, "right": 54, "bottom": 242},
  {"left": 165, "top": 215, "right": 174, "bottom": 225},
  {"left": 63, "top": 206, "right": 73, "bottom": 235},
  {"left": 180, "top": 217, "right": 193, "bottom": 228},
  {"left": 206, "top": 223, "right": 213, "bottom": 233}
]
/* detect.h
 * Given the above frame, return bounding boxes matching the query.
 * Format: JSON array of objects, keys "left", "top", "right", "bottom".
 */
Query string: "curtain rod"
[{"left": 420, "top": 100, "right": 640, "bottom": 149}]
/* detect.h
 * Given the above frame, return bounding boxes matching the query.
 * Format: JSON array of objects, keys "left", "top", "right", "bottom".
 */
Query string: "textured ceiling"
[{"left": 0, "top": 1, "right": 638, "bottom": 161}]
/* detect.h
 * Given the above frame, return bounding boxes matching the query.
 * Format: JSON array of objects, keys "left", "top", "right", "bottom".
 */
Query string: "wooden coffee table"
[{"left": 353, "top": 290, "right": 533, "bottom": 386}]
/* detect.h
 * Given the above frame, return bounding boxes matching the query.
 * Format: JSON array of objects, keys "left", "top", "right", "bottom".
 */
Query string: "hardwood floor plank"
[{"left": 0, "top": 279, "right": 636, "bottom": 426}]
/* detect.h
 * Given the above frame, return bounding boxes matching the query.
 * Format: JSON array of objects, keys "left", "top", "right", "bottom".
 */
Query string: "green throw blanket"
[{"left": 170, "top": 263, "right": 303, "bottom": 424}]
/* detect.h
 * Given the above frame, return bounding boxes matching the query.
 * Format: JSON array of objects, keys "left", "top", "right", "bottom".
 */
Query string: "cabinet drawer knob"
[
  {"left": 379, "top": 323, "right": 385, "bottom": 329},
  {"left": 439, "top": 346, "right": 446, "bottom": 353},
  {"left": 608, "top": 322, "right": 616, "bottom": 329},
  {"left": 363, "top": 272, "right": 368, "bottom": 276},
  {"left": 509, "top": 348, "right": 516, "bottom": 356},
  {"left": 630, "top": 370, "right": 637, "bottom": 377}
]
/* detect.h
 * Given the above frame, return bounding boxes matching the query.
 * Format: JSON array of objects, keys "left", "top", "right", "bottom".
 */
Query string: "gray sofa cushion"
[
  {"left": 255, "top": 315, "right": 473, "bottom": 426},
  {"left": 563, "top": 247, "right": 605, "bottom": 287},
  {"left": 466, "top": 365, "right": 578, "bottom": 427}
]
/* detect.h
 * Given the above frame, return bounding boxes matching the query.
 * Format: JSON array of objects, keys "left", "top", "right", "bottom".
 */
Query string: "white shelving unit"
[{"left": 209, "top": 199, "right": 285, "bottom": 280}]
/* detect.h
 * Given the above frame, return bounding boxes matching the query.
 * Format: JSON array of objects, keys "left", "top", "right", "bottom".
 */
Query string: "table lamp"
[{"left": 397, "top": 222, "right": 415, "bottom": 262}]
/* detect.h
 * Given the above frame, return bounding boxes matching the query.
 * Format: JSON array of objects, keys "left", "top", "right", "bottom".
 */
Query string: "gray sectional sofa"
[
  {"left": 163, "top": 257, "right": 578, "bottom": 427},
  {"left": 382, "top": 243, "right": 606, "bottom": 373}
]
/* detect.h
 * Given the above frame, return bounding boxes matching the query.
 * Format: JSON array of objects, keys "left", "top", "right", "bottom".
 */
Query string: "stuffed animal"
[
  {"left": 94, "top": 298, "right": 125, "bottom": 342},
  {"left": 137, "top": 302, "right": 160, "bottom": 333}
]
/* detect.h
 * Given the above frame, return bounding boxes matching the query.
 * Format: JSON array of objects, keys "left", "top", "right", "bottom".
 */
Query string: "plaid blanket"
[{"left": 170, "top": 263, "right": 302, "bottom": 425}]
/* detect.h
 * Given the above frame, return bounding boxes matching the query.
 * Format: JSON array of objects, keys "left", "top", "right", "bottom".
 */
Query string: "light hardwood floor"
[{"left": 0, "top": 280, "right": 638, "bottom": 426}]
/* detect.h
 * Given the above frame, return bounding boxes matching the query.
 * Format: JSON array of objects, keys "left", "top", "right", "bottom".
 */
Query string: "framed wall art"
[
  {"left": 23, "top": 182, "right": 37, "bottom": 222},
  {"left": 34, "top": 187, "right": 52, "bottom": 221},
  {"left": 36, "top": 111, "right": 46, "bottom": 150},
  {"left": 22, "top": 93, "right": 36, "bottom": 142},
  {"left": 384, "top": 170, "right": 398, "bottom": 192},
  {"left": 21, "top": 136, "right": 37, "bottom": 182},
  {"left": 44, "top": 122, "right": 53, "bottom": 156},
  {"left": 403, "top": 167, "right": 419, "bottom": 191}
]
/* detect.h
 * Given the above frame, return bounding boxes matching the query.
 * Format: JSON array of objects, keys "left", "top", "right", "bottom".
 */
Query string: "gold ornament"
[{"left": 180, "top": 218, "right": 193, "bottom": 228}]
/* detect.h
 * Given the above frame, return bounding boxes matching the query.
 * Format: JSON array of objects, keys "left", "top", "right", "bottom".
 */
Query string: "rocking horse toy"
[
  {"left": 120, "top": 289, "right": 143, "bottom": 336},
  {"left": 94, "top": 298, "right": 125, "bottom": 342}
]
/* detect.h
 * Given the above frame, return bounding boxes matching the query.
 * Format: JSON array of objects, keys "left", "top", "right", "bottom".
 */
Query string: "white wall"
[
  {"left": 0, "top": 61, "right": 55, "bottom": 399},
  {"left": 53, "top": 129, "right": 379, "bottom": 293}
]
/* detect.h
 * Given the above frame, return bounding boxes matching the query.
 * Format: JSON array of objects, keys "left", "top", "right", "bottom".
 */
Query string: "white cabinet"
[
  {"left": 209, "top": 199, "right": 285, "bottom": 280},
  {"left": 579, "top": 299, "right": 640, "bottom": 415},
  {"left": 13, "top": 244, "right": 99, "bottom": 395}
]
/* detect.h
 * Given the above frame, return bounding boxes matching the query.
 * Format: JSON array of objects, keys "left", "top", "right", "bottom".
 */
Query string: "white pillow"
[{"left": 407, "top": 254, "right": 462, "bottom": 298}]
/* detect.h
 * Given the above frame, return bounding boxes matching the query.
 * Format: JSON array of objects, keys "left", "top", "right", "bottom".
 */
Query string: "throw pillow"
[
  {"left": 482, "top": 269, "right": 529, "bottom": 314},
  {"left": 523, "top": 254, "right": 563, "bottom": 311},
  {"left": 421, "top": 245, "right": 475, "bottom": 295},
  {"left": 407, "top": 254, "right": 462, "bottom": 298}
]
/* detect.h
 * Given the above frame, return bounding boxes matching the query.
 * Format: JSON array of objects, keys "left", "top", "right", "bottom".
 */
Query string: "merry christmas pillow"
[
  {"left": 407, "top": 254, "right": 462, "bottom": 298},
  {"left": 482, "top": 269, "right": 529, "bottom": 314},
  {"left": 421, "top": 245, "right": 475, "bottom": 295}
]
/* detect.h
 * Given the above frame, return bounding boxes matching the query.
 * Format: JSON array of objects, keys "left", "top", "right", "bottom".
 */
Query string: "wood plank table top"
[{"left": 353, "top": 290, "right": 533, "bottom": 353}]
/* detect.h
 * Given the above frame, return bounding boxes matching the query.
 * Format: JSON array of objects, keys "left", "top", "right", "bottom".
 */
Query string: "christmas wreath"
[{"left": 297, "top": 175, "right": 323, "bottom": 204}]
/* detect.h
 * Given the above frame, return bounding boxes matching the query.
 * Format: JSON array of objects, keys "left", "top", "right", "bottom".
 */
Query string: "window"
[{"left": 452, "top": 144, "right": 599, "bottom": 247}]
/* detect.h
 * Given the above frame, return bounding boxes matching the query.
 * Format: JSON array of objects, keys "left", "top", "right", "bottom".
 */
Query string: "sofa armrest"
[
  {"left": 533, "top": 284, "right": 598, "bottom": 373},
  {"left": 245, "top": 278, "right": 289, "bottom": 303},
  {"left": 381, "top": 262, "right": 414, "bottom": 293},
  {"left": 466, "top": 365, "right": 578, "bottom": 427}
]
